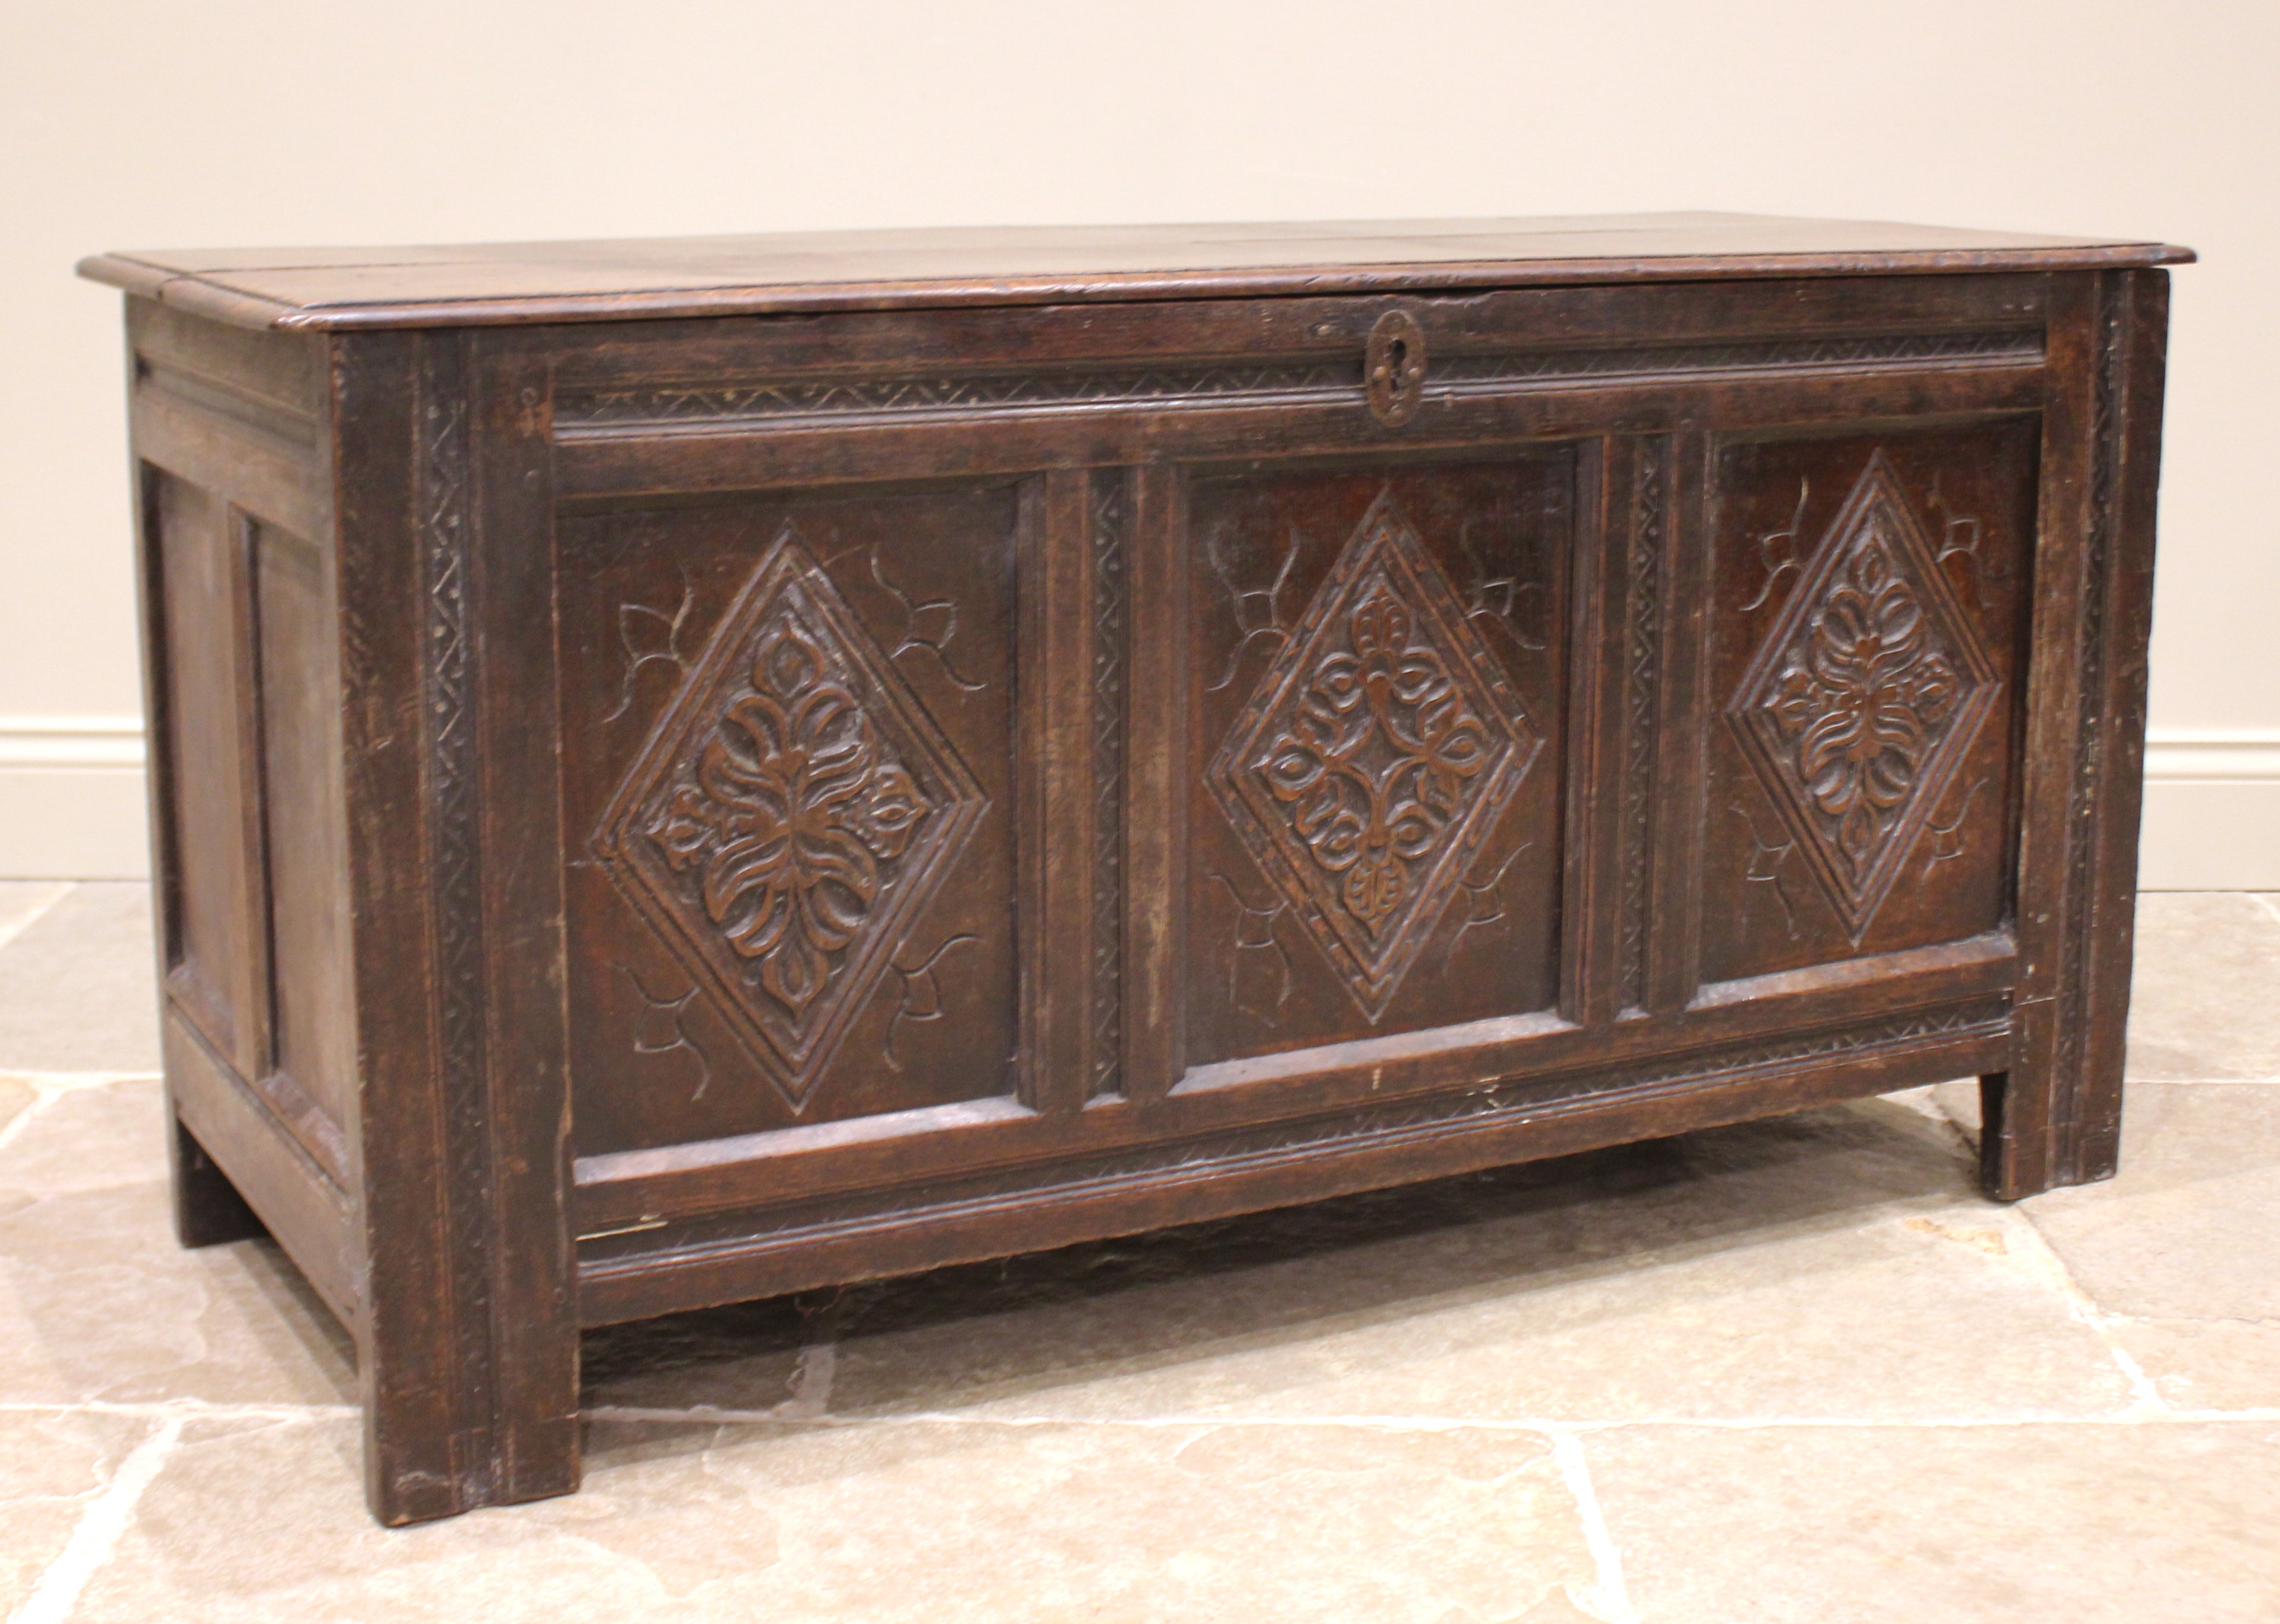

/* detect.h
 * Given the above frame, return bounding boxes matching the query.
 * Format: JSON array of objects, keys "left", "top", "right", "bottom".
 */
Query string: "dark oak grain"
[
  {"left": 82, "top": 216, "right": 2184, "bottom": 1524},
  {"left": 80, "top": 213, "right": 2190, "bottom": 331}
]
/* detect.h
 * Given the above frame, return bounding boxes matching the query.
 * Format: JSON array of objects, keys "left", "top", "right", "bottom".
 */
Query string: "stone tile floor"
[{"left": 0, "top": 882, "right": 2275, "bottom": 1622}]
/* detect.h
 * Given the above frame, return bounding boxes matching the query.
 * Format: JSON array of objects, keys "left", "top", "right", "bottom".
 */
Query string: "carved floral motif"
[
  {"left": 1729, "top": 452, "right": 1997, "bottom": 941},
  {"left": 597, "top": 529, "right": 983, "bottom": 1111},
  {"left": 1259, "top": 585, "right": 1496, "bottom": 932},
  {"left": 1210, "top": 493, "right": 1540, "bottom": 1020},
  {"left": 649, "top": 612, "right": 935, "bottom": 1016},
  {"left": 1766, "top": 543, "right": 1959, "bottom": 871}
]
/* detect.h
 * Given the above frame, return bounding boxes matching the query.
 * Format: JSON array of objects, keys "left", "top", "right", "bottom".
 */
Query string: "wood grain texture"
[
  {"left": 562, "top": 488, "right": 1021, "bottom": 1143},
  {"left": 1185, "top": 458, "right": 1569, "bottom": 1057},
  {"left": 1983, "top": 269, "right": 2170, "bottom": 1199},
  {"left": 79, "top": 213, "right": 2191, "bottom": 331},
  {"left": 162, "top": 1007, "right": 358, "bottom": 1331},
  {"left": 1701, "top": 423, "right": 2037, "bottom": 985},
  {"left": 94, "top": 219, "right": 2183, "bottom": 1523}
]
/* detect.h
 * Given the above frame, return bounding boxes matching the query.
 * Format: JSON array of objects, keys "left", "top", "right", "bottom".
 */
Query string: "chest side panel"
[{"left": 124, "top": 299, "right": 357, "bottom": 1321}]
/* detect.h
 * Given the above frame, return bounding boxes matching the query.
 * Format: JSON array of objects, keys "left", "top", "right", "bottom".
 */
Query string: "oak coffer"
[{"left": 79, "top": 214, "right": 2190, "bottom": 1524}]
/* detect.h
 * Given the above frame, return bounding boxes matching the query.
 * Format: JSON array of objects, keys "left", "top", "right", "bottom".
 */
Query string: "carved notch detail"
[
  {"left": 596, "top": 527, "right": 985, "bottom": 1111},
  {"left": 1727, "top": 452, "right": 1998, "bottom": 941},
  {"left": 1208, "top": 492, "right": 1541, "bottom": 1020}
]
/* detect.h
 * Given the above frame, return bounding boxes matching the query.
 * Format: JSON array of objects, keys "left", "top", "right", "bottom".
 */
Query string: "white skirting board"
[
  {"left": 1, "top": 719, "right": 2276, "bottom": 887},
  {"left": 0, "top": 720, "right": 149, "bottom": 881},
  {"left": 2134, "top": 732, "right": 2280, "bottom": 890}
]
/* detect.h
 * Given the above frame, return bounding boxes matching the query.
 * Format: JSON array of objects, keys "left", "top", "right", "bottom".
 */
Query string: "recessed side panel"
[
  {"left": 1702, "top": 421, "right": 2039, "bottom": 984},
  {"left": 250, "top": 521, "right": 356, "bottom": 1147},
  {"left": 1183, "top": 455, "right": 1572, "bottom": 1067},
  {"left": 561, "top": 485, "right": 1021, "bottom": 1153},
  {"left": 140, "top": 489, "right": 352, "bottom": 1180},
  {"left": 147, "top": 468, "right": 267, "bottom": 1076}
]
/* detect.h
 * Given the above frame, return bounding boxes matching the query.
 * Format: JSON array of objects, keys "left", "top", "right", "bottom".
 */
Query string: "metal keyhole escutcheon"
[{"left": 1365, "top": 309, "right": 1428, "bottom": 427}]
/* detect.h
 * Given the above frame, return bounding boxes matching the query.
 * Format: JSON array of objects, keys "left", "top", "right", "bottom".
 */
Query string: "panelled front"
[{"left": 535, "top": 273, "right": 2058, "bottom": 1286}]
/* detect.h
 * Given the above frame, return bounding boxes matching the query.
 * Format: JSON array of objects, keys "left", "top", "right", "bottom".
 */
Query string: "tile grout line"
[
  {"left": 0, "top": 1088, "right": 64, "bottom": 1158},
  {"left": 0, "top": 1073, "right": 170, "bottom": 1170},
  {"left": 0, "top": 1401, "right": 356, "bottom": 1421},
  {"left": 0, "top": 884, "right": 73, "bottom": 958},
  {"left": 46, "top": 1399, "right": 2268, "bottom": 1432},
  {"left": 2122, "top": 1076, "right": 2280, "bottom": 1085},
  {"left": 7, "top": 1416, "right": 180, "bottom": 1624},
  {"left": 1548, "top": 1429, "right": 1640, "bottom": 1624},
  {"left": 581, "top": 1404, "right": 2280, "bottom": 1430},
  {"left": 1992, "top": 1205, "right": 2170, "bottom": 1416},
  {"left": 1915, "top": 1079, "right": 2169, "bottom": 1412},
  {"left": 0, "top": 1074, "right": 165, "bottom": 1159},
  {"left": 0, "top": 1073, "right": 165, "bottom": 1094}
]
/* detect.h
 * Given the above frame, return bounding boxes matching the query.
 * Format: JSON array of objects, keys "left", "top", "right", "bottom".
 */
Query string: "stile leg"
[
  {"left": 1977, "top": 1049, "right": 2126, "bottom": 1204},
  {"left": 336, "top": 329, "right": 585, "bottom": 1526},
  {"left": 1983, "top": 270, "right": 2166, "bottom": 1204},
  {"left": 352, "top": 1107, "right": 583, "bottom": 1524},
  {"left": 359, "top": 1304, "right": 582, "bottom": 1527},
  {"left": 1976, "top": 1069, "right": 2045, "bottom": 1202}
]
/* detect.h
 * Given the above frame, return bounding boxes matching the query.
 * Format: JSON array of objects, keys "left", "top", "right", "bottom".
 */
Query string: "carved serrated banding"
[
  {"left": 415, "top": 338, "right": 495, "bottom": 1365},
  {"left": 1207, "top": 492, "right": 1541, "bottom": 1020},
  {"left": 555, "top": 330, "right": 2044, "bottom": 433},
  {"left": 1618, "top": 441, "right": 1665, "bottom": 1008},
  {"left": 1090, "top": 471, "right": 1127, "bottom": 1098},
  {"left": 561, "top": 361, "right": 1358, "bottom": 430},
  {"left": 1431, "top": 330, "right": 2043, "bottom": 396}
]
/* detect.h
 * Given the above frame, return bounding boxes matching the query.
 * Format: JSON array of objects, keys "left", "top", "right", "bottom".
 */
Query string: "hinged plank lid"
[{"left": 78, "top": 212, "right": 2192, "bottom": 332}]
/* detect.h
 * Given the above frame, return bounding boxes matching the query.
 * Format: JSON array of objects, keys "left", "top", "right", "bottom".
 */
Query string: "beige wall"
[{"left": 5, "top": 0, "right": 2274, "bottom": 881}]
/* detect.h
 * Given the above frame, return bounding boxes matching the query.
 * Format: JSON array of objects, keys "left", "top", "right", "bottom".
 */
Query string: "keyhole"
[{"left": 1366, "top": 310, "right": 1426, "bottom": 426}]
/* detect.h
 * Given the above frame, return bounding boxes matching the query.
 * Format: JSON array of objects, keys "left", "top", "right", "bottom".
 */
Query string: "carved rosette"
[
  {"left": 1208, "top": 493, "right": 1541, "bottom": 1020},
  {"left": 597, "top": 528, "right": 983, "bottom": 1111},
  {"left": 1727, "top": 452, "right": 1997, "bottom": 941}
]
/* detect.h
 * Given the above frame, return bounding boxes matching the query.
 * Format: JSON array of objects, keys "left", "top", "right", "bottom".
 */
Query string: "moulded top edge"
[{"left": 76, "top": 213, "right": 2195, "bottom": 334}]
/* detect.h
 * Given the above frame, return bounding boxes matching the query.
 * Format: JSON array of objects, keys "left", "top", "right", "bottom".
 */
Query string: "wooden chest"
[{"left": 79, "top": 214, "right": 2189, "bottom": 1524}]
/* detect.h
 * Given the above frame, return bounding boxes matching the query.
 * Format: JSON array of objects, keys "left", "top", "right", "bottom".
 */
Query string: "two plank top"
[{"left": 79, "top": 211, "right": 2193, "bottom": 333}]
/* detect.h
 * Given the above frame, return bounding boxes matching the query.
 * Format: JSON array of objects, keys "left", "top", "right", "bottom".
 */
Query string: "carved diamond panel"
[
  {"left": 596, "top": 527, "right": 985, "bottom": 1111},
  {"left": 1727, "top": 451, "right": 1999, "bottom": 942},
  {"left": 1207, "top": 492, "right": 1543, "bottom": 1020}
]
